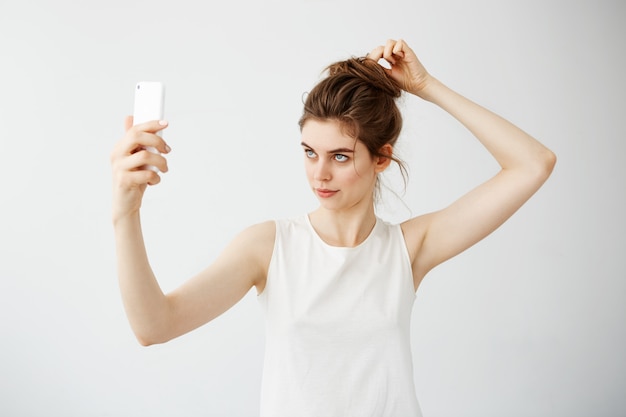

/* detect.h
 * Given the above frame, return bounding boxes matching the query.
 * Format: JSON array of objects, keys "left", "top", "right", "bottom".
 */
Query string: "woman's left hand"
[{"left": 368, "top": 39, "right": 432, "bottom": 96}]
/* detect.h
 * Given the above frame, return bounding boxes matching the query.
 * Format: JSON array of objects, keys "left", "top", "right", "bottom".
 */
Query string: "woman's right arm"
[{"left": 111, "top": 117, "right": 273, "bottom": 346}]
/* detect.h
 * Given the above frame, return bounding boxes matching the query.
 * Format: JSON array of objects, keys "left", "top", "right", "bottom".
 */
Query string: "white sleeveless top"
[{"left": 257, "top": 215, "right": 422, "bottom": 417}]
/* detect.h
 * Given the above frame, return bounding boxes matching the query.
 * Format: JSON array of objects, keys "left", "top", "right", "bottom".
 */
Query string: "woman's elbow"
[
  {"left": 131, "top": 324, "right": 173, "bottom": 347},
  {"left": 528, "top": 147, "right": 557, "bottom": 182},
  {"left": 540, "top": 148, "right": 557, "bottom": 178},
  {"left": 135, "top": 332, "right": 170, "bottom": 347},
  {"left": 136, "top": 334, "right": 157, "bottom": 347}
]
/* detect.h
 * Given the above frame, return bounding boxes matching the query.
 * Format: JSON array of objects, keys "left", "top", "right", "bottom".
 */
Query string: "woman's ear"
[{"left": 375, "top": 144, "right": 394, "bottom": 173}]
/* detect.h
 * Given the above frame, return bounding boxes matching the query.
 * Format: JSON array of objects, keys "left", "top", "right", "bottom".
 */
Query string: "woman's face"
[{"left": 301, "top": 119, "right": 382, "bottom": 212}]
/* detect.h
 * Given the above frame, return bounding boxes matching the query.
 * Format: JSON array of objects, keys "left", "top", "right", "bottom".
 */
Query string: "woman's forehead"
[{"left": 301, "top": 119, "right": 363, "bottom": 151}]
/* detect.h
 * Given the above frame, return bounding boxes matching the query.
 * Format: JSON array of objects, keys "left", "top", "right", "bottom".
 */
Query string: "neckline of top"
[{"left": 304, "top": 214, "right": 380, "bottom": 250}]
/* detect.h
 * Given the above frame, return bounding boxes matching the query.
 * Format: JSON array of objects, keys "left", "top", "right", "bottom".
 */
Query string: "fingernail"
[
  {"left": 159, "top": 120, "right": 168, "bottom": 126},
  {"left": 165, "top": 145, "right": 171, "bottom": 153}
]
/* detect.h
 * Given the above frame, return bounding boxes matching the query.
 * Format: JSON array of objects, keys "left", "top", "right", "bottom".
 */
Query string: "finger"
[
  {"left": 145, "top": 171, "right": 162, "bottom": 186},
  {"left": 124, "top": 115, "right": 133, "bottom": 131},
  {"left": 113, "top": 119, "right": 171, "bottom": 157},
  {"left": 135, "top": 131, "right": 171, "bottom": 155},
  {"left": 112, "top": 142, "right": 169, "bottom": 174},
  {"left": 137, "top": 167, "right": 162, "bottom": 186},
  {"left": 119, "top": 128, "right": 171, "bottom": 156},
  {"left": 392, "top": 39, "right": 406, "bottom": 59},
  {"left": 133, "top": 119, "right": 169, "bottom": 134},
  {"left": 117, "top": 169, "right": 162, "bottom": 187},
  {"left": 383, "top": 39, "right": 398, "bottom": 64},
  {"left": 367, "top": 45, "right": 385, "bottom": 61},
  {"left": 126, "top": 149, "right": 169, "bottom": 173}
]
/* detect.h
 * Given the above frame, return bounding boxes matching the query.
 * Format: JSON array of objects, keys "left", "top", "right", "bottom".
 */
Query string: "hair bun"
[{"left": 326, "top": 57, "right": 402, "bottom": 98}]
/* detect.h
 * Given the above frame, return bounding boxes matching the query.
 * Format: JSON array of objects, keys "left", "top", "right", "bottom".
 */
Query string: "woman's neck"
[{"left": 308, "top": 205, "right": 377, "bottom": 247}]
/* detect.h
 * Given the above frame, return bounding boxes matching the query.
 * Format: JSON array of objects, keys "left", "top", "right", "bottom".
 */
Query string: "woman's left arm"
[{"left": 369, "top": 39, "right": 557, "bottom": 285}]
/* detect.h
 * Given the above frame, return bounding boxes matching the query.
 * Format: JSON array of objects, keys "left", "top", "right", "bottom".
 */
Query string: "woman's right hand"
[
  {"left": 110, "top": 116, "right": 170, "bottom": 223},
  {"left": 368, "top": 39, "right": 432, "bottom": 98}
]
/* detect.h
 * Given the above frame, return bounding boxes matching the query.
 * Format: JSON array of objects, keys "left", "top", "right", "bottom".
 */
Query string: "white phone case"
[
  {"left": 133, "top": 81, "right": 165, "bottom": 171},
  {"left": 133, "top": 81, "right": 165, "bottom": 125}
]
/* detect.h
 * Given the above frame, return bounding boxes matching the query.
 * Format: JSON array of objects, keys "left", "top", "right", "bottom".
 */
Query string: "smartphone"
[
  {"left": 133, "top": 81, "right": 165, "bottom": 171},
  {"left": 133, "top": 81, "right": 165, "bottom": 127}
]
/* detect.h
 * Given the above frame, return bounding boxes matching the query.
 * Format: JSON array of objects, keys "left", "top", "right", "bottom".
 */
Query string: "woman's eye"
[
  {"left": 334, "top": 154, "right": 349, "bottom": 162},
  {"left": 305, "top": 149, "right": 316, "bottom": 158}
]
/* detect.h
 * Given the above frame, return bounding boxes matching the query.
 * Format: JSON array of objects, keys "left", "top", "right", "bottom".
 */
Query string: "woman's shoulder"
[
  {"left": 238, "top": 215, "right": 310, "bottom": 242},
  {"left": 237, "top": 219, "right": 277, "bottom": 247},
  {"left": 232, "top": 220, "right": 277, "bottom": 291}
]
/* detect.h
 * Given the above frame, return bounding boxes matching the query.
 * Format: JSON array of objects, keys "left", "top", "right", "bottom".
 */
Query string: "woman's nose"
[{"left": 313, "top": 160, "right": 331, "bottom": 182}]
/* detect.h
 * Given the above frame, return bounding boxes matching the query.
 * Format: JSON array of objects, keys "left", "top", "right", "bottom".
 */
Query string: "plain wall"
[{"left": 1, "top": 0, "right": 624, "bottom": 416}]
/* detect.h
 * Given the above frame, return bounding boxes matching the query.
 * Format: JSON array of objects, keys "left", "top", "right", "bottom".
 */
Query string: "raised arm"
[
  {"left": 369, "top": 39, "right": 556, "bottom": 287},
  {"left": 111, "top": 117, "right": 273, "bottom": 345}
]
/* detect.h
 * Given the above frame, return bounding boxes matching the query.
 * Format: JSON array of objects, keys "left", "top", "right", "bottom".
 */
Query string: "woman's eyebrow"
[{"left": 300, "top": 142, "right": 355, "bottom": 154}]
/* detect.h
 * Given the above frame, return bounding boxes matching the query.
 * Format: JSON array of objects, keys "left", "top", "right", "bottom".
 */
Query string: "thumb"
[{"left": 124, "top": 115, "right": 134, "bottom": 131}]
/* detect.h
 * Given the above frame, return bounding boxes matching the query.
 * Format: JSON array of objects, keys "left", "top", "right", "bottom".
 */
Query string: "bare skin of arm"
[
  {"left": 112, "top": 39, "right": 555, "bottom": 345},
  {"left": 368, "top": 39, "right": 557, "bottom": 289},
  {"left": 111, "top": 117, "right": 274, "bottom": 346}
]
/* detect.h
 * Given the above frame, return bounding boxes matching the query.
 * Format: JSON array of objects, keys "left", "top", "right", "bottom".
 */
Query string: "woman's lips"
[{"left": 316, "top": 188, "right": 338, "bottom": 198}]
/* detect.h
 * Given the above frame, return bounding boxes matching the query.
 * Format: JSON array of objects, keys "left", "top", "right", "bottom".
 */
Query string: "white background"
[{"left": 1, "top": 0, "right": 624, "bottom": 416}]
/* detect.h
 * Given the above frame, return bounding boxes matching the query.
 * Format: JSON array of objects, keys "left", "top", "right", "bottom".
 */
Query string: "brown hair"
[{"left": 298, "top": 56, "right": 408, "bottom": 195}]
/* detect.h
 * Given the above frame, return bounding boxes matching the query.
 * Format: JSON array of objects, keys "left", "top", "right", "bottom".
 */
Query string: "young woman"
[{"left": 111, "top": 39, "right": 556, "bottom": 416}]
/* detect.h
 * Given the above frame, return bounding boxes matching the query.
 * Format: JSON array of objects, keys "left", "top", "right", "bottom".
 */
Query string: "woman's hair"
[{"left": 298, "top": 56, "right": 408, "bottom": 195}]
